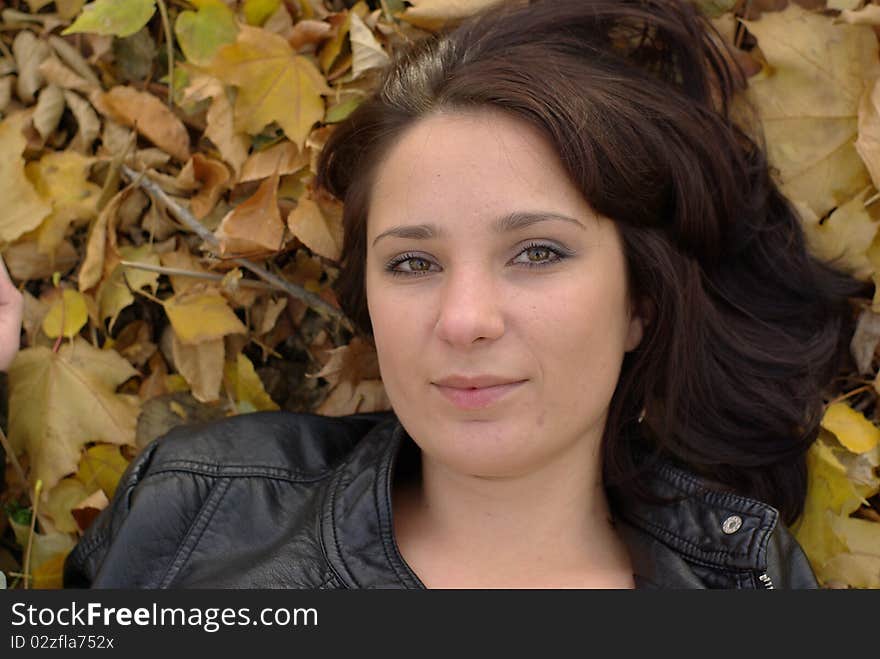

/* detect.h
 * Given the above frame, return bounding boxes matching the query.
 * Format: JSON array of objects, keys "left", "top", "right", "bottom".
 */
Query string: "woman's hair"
[{"left": 315, "top": 0, "right": 864, "bottom": 524}]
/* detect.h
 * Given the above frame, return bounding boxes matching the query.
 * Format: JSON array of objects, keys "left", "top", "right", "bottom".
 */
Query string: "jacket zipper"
[{"left": 757, "top": 572, "right": 774, "bottom": 589}]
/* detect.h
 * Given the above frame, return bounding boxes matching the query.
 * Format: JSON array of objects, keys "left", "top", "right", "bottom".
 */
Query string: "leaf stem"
[
  {"left": 22, "top": 479, "right": 43, "bottom": 590},
  {"left": 156, "top": 0, "right": 175, "bottom": 107}
]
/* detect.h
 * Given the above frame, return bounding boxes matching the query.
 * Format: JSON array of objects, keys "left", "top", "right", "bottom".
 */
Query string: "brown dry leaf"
[
  {"left": 180, "top": 73, "right": 250, "bottom": 180},
  {"left": 397, "top": 0, "right": 503, "bottom": 31},
  {"left": 206, "top": 25, "right": 331, "bottom": 149},
  {"left": 71, "top": 489, "right": 109, "bottom": 533},
  {"left": 215, "top": 172, "right": 286, "bottom": 255},
  {"left": 78, "top": 187, "right": 127, "bottom": 292},
  {"left": 253, "top": 296, "right": 288, "bottom": 335},
  {"left": 307, "top": 335, "right": 381, "bottom": 387},
  {"left": 159, "top": 246, "right": 213, "bottom": 295},
  {"left": 12, "top": 31, "right": 51, "bottom": 104},
  {"left": 7, "top": 338, "right": 139, "bottom": 495},
  {"left": 95, "top": 85, "right": 192, "bottom": 162},
  {"left": 3, "top": 239, "right": 78, "bottom": 281},
  {"left": 839, "top": 3, "right": 880, "bottom": 25},
  {"left": 112, "top": 319, "right": 157, "bottom": 368},
  {"left": 62, "top": 90, "right": 101, "bottom": 152},
  {"left": 316, "top": 379, "right": 390, "bottom": 416},
  {"left": 743, "top": 5, "right": 880, "bottom": 218},
  {"left": 171, "top": 331, "right": 225, "bottom": 402},
  {"left": 287, "top": 191, "right": 344, "bottom": 261},
  {"left": 38, "top": 56, "right": 96, "bottom": 95},
  {"left": 240, "top": 141, "right": 309, "bottom": 182},
  {"left": 349, "top": 11, "right": 390, "bottom": 80},
  {"left": 0, "top": 113, "right": 52, "bottom": 243},
  {"left": 288, "top": 19, "right": 333, "bottom": 51},
  {"left": 181, "top": 153, "right": 230, "bottom": 219},
  {"left": 163, "top": 287, "right": 247, "bottom": 344},
  {"left": 856, "top": 76, "right": 880, "bottom": 190},
  {"left": 97, "top": 243, "right": 160, "bottom": 331},
  {"left": 32, "top": 84, "right": 65, "bottom": 141}
]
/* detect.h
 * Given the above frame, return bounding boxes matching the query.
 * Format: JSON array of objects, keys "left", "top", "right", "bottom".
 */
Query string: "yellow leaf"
[
  {"left": 215, "top": 172, "right": 285, "bottom": 255},
  {"left": 41, "top": 288, "right": 89, "bottom": 339},
  {"left": 793, "top": 439, "right": 867, "bottom": 569},
  {"left": 8, "top": 518, "right": 76, "bottom": 588},
  {"left": 8, "top": 340, "right": 139, "bottom": 494},
  {"left": 26, "top": 150, "right": 100, "bottom": 256},
  {"left": 821, "top": 402, "right": 880, "bottom": 453},
  {"left": 796, "top": 193, "right": 879, "bottom": 281},
  {"left": 225, "top": 352, "right": 279, "bottom": 412},
  {"left": 56, "top": 0, "right": 86, "bottom": 21},
  {"left": 44, "top": 477, "right": 90, "bottom": 534},
  {"left": 244, "top": 0, "right": 282, "bottom": 26},
  {"left": 398, "top": 0, "right": 503, "bottom": 31},
  {"left": 97, "top": 244, "right": 161, "bottom": 332},
  {"left": 78, "top": 188, "right": 128, "bottom": 293},
  {"left": 174, "top": 0, "right": 239, "bottom": 66},
  {"left": 171, "top": 332, "right": 224, "bottom": 402},
  {"left": 96, "top": 86, "right": 191, "bottom": 162},
  {"left": 206, "top": 25, "right": 331, "bottom": 149},
  {"left": 743, "top": 5, "right": 879, "bottom": 218},
  {"left": 63, "top": 0, "right": 156, "bottom": 39},
  {"left": 75, "top": 444, "right": 130, "bottom": 500},
  {"left": 287, "top": 193, "right": 343, "bottom": 261},
  {"left": 319, "top": 12, "right": 351, "bottom": 74},
  {"left": 0, "top": 114, "right": 52, "bottom": 243},
  {"left": 163, "top": 288, "right": 247, "bottom": 344}
]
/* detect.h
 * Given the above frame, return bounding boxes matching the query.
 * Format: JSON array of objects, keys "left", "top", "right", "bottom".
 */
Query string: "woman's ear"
[{"left": 624, "top": 297, "right": 654, "bottom": 352}]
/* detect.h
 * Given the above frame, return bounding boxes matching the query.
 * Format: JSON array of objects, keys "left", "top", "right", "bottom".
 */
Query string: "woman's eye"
[{"left": 384, "top": 242, "right": 569, "bottom": 277}]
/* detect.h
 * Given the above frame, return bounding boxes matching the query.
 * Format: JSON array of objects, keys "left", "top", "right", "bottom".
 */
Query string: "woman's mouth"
[{"left": 433, "top": 381, "right": 526, "bottom": 410}]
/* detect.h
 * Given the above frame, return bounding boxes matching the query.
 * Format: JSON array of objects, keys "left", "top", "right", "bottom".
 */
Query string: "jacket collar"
[{"left": 321, "top": 412, "right": 780, "bottom": 588}]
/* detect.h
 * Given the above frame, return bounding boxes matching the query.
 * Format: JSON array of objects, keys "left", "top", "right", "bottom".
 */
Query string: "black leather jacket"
[{"left": 63, "top": 410, "right": 819, "bottom": 589}]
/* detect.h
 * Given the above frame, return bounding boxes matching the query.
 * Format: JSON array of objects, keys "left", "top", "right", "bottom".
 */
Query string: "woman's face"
[{"left": 365, "top": 108, "right": 644, "bottom": 478}]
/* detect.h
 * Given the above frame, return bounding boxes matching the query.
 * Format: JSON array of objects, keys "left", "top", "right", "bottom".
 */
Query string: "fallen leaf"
[
  {"left": 349, "top": 11, "right": 390, "bottom": 80},
  {"left": 182, "top": 153, "right": 230, "bottom": 219},
  {"left": 319, "top": 12, "right": 352, "bottom": 74},
  {"left": 97, "top": 244, "right": 161, "bottom": 331},
  {"left": 0, "top": 114, "right": 52, "bottom": 243},
  {"left": 33, "top": 84, "right": 66, "bottom": 141},
  {"left": 821, "top": 402, "right": 880, "bottom": 454},
  {"left": 44, "top": 477, "right": 90, "bottom": 534},
  {"left": 26, "top": 150, "right": 100, "bottom": 256},
  {"left": 8, "top": 519, "right": 76, "bottom": 589},
  {"left": 62, "top": 90, "right": 101, "bottom": 152},
  {"left": 75, "top": 444, "right": 131, "bottom": 500},
  {"left": 63, "top": 0, "right": 157, "bottom": 39},
  {"left": 78, "top": 187, "right": 127, "bottom": 292},
  {"left": 224, "top": 352, "right": 279, "bottom": 412},
  {"left": 240, "top": 141, "right": 309, "bottom": 182},
  {"left": 175, "top": 0, "right": 239, "bottom": 66},
  {"left": 839, "top": 3, "right": 880, "bottom": 25},
  {"left": 41, "top": 288, "right": 89, "bottom": 339},
  {"left": 850, "top": 308, "right": 880, "bottom": 374},
  {"left": 95, "top": 85, "right": 191, "bottom": 161},
  {"left": 743, "top": 5, "right": 880, "bottom": 218},
  {"left": 288, "top": 19, "right": 333, "bottom": 51},
  {"left": 2, "top": 239, "right": 78, "bottom": 281},
  {"left": 398, "top": 0, "right": 503, "bottom": 31},
  {"left": 287, "top": 192, "right": 344, "bottom": 260},
  {"left": 181, "top": 74, "right": 249, "bottom": 179},
  {"left": 7, "top": 339, "right": 139, "bottom": 494},
  {"left": 163, "top": 287, "right": 247, "bottom": 344},
  {"left": 70, "top": 489, "right": 109, "bottom": 533},
  {"left": 244, "top": 0, "right": 282, "bottom": 26},
  {"left": 171, "top": 331, "right": 225, "bottom": 402},
  {"left": 206, "top": 25, "right": 331, "bottom": 149},
  {"left": 215, "top": 172, "right": 286, "bottom": 255},
  {"left": 12, "top": 31, "right": 51, "bottom": 104}
]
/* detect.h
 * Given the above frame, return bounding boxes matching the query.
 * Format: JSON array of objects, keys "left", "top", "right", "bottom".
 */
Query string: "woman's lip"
[{"left": 433, "top": 380, "right": 526, "bottom": 410}]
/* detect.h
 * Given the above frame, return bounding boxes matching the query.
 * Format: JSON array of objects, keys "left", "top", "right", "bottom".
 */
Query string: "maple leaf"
[
  {"left": 743, "top": 5, "right": 880, "bottom": 219},
  {"left": 0, "top": 114, "right": 52, "bottom": 243},
  {"left": 7, "top": 338, "right": 140, "bottom": 495},
  {"left": 175, "top": 0, "right": 239, "bottom": 67},
  {"left": 206, "top": 25, "right": 332, "bottom": 149}
]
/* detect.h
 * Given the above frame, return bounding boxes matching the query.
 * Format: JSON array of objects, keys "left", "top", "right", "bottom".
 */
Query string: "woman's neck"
[{"left": 391, "top": 433, "right": 635, "bottom": 588}]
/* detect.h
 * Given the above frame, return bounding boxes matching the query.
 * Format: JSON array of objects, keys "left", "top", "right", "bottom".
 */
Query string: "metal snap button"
[{"left": 722, "top": 515, "right": 743, "bottom": 534}]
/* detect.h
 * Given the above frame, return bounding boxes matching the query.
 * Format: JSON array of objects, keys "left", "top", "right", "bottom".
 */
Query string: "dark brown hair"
[{"left": 316, "top": 0, "right": 864, "bottom": 524}]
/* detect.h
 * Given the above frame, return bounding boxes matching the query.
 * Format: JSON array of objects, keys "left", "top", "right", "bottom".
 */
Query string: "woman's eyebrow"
[{"left": 371, "top": 211, "right": 586, "bottom": 247}]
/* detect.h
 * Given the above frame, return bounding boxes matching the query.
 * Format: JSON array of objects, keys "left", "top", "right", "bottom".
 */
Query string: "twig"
[
  {"left": 155, "top": 0, "right": 175, "bottom": 107},
  {"left": 0, "top": 426, "right": 28, "bottom": 500},
  {"left": 863, "top": 190, "right": 880, "bottom": 209},
  {"left": 22, "top": 479, "right": 43, "bottom": 590},
  {"left": 120, "top": 165, "right": 353, "bottom": 332},
  {"left": 826, "top": 384, "right": 873, "bottom": 407},
  {"left": 119, "top": 260, "right": 276, "bottom": 291}
]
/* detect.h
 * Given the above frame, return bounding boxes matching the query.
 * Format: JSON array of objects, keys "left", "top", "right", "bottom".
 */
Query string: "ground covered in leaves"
[{"left": 0, "top": 0, "right": 878, "bottom": 589}]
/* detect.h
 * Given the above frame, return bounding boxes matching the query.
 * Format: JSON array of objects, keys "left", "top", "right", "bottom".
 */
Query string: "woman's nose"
[{"left": 434, "top": 266, "right": 506, "bottom": 346}]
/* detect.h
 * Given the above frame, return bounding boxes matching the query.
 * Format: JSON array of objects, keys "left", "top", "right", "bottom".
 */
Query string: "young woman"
[{"left": 59, "top": 0, "right": 860, "bottom": 588}]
